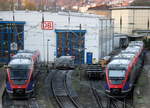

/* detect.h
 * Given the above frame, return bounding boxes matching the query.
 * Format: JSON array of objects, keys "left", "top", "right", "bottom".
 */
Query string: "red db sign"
[{"left": 41, "top": 21, "right": 53, "bottom": 30}]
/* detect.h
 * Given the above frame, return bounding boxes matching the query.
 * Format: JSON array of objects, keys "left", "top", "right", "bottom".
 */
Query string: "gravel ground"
[
  {"left": 134, "top": 51, "right": 150, "bottom": 108},
  {"left": 71, "top": 67, "right": 111, "bottom": 108},
  {"left": 72, "top": 68, "right": 99, "bottom": 108},
  {"left": 35, "top": 68, "right": 54, "bottom": 108}
]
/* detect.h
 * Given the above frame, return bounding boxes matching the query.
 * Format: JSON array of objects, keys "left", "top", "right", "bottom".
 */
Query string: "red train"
[
  {"left": 105, "top": 41, "right": 144, "bottom": 97},
  {"left": 5, "top": 50, "right": 40, "bottom": 98}
]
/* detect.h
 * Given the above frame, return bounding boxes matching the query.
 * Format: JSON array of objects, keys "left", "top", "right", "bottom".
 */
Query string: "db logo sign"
[{"left": 41, "top": 21, "right": 53, "bottom": 30}]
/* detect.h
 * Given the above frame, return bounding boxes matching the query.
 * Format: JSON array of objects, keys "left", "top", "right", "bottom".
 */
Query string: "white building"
[{"left": 0, "top": 11, "right": 114, "bottom": 63}]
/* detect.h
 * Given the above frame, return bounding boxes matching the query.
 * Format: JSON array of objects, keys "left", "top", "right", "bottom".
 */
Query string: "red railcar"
[
  {"left": 6, "top": 50, "right": 40, "bottom": 98},
  {"left": 105, "top": 41, "right": 144, "bottom": 97}
]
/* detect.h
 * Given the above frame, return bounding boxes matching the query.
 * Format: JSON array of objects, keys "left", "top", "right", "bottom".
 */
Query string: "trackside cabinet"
[
  {"left": 0, "top": 21, "right": 25, "bottom": 64},
  {"left": 86, "top": 52, "right": 93, "bottom": 64}
]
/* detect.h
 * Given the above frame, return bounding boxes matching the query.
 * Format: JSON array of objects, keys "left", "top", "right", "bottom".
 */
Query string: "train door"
[{"left": 55, "top": 30, "right": 86, "bottom": 64}]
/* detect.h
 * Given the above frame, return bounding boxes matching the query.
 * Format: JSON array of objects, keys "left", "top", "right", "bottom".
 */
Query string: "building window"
[{"left": 120, "top": 16, "right": 122, "bottom": 32}]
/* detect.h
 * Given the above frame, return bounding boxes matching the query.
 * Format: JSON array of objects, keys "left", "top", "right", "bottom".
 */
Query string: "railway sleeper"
[{"left": 87, "top": 72, "right": 104, "bottom": 80}]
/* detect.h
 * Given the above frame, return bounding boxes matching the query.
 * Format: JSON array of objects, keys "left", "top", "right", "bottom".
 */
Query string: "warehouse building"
[
  {"left": 0, "top": 11, "right": 114, "bottom": 64},
  {"left": 111, "top": 6, "right": 150, "bottom": 36}
]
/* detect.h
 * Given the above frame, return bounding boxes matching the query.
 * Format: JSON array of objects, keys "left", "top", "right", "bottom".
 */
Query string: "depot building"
[{"left": 0, "top": 11, "right": 114, "bottom": 64}]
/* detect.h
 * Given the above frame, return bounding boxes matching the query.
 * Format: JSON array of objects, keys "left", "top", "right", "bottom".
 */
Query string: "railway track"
[
  {"left": 2, "top": 91, "right": 40, "bottom": 108},
  {"left": 9, "top": 98, "right": 39, "bottom": 108},
  {"left": 106, "top": 97, "right": 133, "bottom": 108},
  {"left": 90, "top": 81, "right": 103, "bottom": 108},
  {"left": 51, "top": 70, "right": 81, "bottom": 108},
  {"left": 90, "top": 81, "right": 134, "bottom": 108}
]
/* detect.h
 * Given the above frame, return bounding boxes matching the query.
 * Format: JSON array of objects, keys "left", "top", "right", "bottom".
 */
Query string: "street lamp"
[{"left": 47, "top": 39, "right": 50, "bottom": 65}]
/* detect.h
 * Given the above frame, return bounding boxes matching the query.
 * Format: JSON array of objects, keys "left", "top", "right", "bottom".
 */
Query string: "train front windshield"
[
  {"left": 10, "top": 65, "right": 30, "bottom": 80},
  {"left": 108, "top": 70, "right": 126, "bottom": 84}
]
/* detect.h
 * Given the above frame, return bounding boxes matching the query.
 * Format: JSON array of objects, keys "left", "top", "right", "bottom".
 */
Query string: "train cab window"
[
  {"left": 109, "top": 70, "right": 126, "bottom": 79},
  {"left": 10, "top": 69, "right": 28, "bottom": 80},
  {"left": 10, "top": 65, "right": 30, "bottom": 80},
  {"left": 109, "top": 70, "right": 126, "bottom": 84}
]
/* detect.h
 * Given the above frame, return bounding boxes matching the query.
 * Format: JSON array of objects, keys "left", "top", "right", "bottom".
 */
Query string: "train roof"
[
  {"left": 13, "top": 53, "right": 33, "bottom": 57},
  {"left": 12, "top": 53, "right": 33, "bottom": 60},
  {"left": 121, "top": 50, "right": 137, "bottom": 54},
  {"left": 16, "top": 53, "right": 33, "bottom": 56},
  {"left": 9, "top": 58, "right": 32, "bottom": 65},
  {"left": 113, "top": 53, "right": 135, "bottom": 60},
  {"left": 108, "top": 59, "right": 131, "bottom": 70},
  {"left": 129, "top": 41, "right": 143, "bottom": 46},
  {"left": 18, "top": 49, "right": 36, "bottom": 54},
  {"left": 107, "top": 41, "right": 143, "bottom": 70},
  {"left": 12, "top": 55, "right": 32, "bottom": 61},
  {"left": 125, "top": 47, "right": 141, "bottom": 53}
]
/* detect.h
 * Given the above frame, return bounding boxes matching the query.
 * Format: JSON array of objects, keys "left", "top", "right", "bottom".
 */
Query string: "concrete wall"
[
  {"left": 0, "top": 11, "right": 114, "bottom": 63},
  {"left": 112, "top": 8, "right": 150, "bottom": 35},
  {"left": 112, "top": 9, "right": 129, "bottom": 34}
]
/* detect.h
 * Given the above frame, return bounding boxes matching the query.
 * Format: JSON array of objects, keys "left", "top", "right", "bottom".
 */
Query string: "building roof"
[
  {"left": 108, "top": 59, "right": 130, "bottom": 70},
  {"left": 111, "top": 6, "right": 150, "bottom": 10},
  {"left": 127, "top": 34, "right": 145, "bottom": 38},
  {"left": 0, "top": 21, "right": 25, "bottom": 24},
  {"left": 88, "top": 4, "right": 111, "bottom": 10},
  {"left": 133, "top": 30, "right": 150, "bottom": 33}
]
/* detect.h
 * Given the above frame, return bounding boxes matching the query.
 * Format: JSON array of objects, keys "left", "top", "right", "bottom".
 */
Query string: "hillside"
[{"left": 1, "top": 0, "right": 150, "bottom": 11}]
